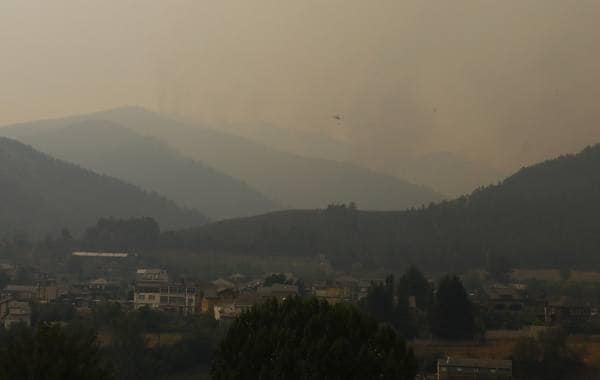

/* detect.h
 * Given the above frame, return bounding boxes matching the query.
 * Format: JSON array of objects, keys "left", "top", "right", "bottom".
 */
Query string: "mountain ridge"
[
  {"left": 7, "top": 119, "right": 280, "bottom": 220},
  {"left": 165, "top": 143, "right": 600, "bottom": 271},
  {"left": 1, "top": 106, "right": 444, "bottom": 211},
  {"left": 0, "top": 137, "right": 207, "bottom": 237}
]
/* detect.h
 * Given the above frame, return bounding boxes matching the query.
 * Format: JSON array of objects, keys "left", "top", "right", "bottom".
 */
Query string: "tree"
[
  {"left": 512, "top": 328, "right": 584, "bottom": 380},
  {"left": 212, "top": 297, "right": 417, "bottom": 379},
  {"left": 263, "top": 273, "right": 287, "bottom": 287},
  {"left": 360, "top": 274, "right": 417, "bottom": 338},
  {"left": 429, "top": 275, "right": 476, "bottom": 340},
  {"left": 399, "top": 265, "right": 432, "bottom": 311},
  {"left": 0, "top": 322, "right": 111, "bottom": 380},
  {"left": 82, "top": 217, "right": 160, "bottom": 251},
  {"left": 108, "top": 314, "right": 156, "bottom": 380},
  {"left": 0, "top": 271, "right": 9, "bottom": 290}
]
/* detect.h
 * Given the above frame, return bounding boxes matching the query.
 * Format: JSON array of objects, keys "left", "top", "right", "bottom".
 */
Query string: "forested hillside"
[
  {"left": 165, "top": 145, "right": 600, "bottom": 270},
  {"left": 0, "top": 138, "right": 206, "bottom": 237},
  {"left": 2, "top": 107, "right": 444, "bottom": 210},
  {"left": 10, "top": 120, "right": 279, "bottom": 220}
]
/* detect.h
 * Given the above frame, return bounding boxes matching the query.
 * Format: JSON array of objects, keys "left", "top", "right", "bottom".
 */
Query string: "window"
[
  {"left": 138, "top": 294, "right": 145, "bottom": 300},
  {"left": 148, "top": 295, "right": 156, "bottom": 301}
]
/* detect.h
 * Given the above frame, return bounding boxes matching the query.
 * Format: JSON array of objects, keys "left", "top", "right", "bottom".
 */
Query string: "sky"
[{"left": 1, "top": 0, "right": 600, "bottom": 172}]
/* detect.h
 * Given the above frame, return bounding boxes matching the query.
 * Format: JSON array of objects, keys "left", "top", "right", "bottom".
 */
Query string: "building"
[
  {"left": 0, "top": 300, "right": 31, "bottom": 328},
  {"left": 211, "top": 278, "right": 235, "bottom": 292},
  {"left": 133, "top": 269, "right": 198, "bottom": 315},
  {"left": 481, "top": 284, "right": 527, "bottom": 313},
  {"left": 71, "top": 251, "right": 137, "bottom": 280},
  {"left": 258, "top": 284, "right": 299, "bottom": 301},
  {"left": 437, "top": 357, "right": 512, "bottom": 380},
  {"left": 136, "top": 268, "right": 169, "bottom": 282},
  {"left": 37, "top": 285, "right": 66, "bottom": 303},
  {"left": 1, "top": 284, "right": 66, "bottom": 303},
  {"left": 2, "top": 285, "right": 38, "bottom": 301},
  {"left": 545, "top": 297, "right": 592, "bottom": 328},
  {"left": 313, "top": 285, "right": 346, "bottom": 304}
]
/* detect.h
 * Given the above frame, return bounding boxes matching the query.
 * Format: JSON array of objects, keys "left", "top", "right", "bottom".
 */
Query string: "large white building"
[{"left": 133, "top": 269, "right": 198, "bottom": 315}]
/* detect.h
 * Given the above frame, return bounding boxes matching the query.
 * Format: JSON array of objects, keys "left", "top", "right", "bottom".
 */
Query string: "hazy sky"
[{"left": 1, "top": 0, "right": 600, "bottom": 172}]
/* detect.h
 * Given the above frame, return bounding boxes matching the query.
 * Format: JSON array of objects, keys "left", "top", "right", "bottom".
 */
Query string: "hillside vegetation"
[
  {"left": 166, "top": 144, "right": 600, "bottom": 270},
  {"left": 2, "top": 107, "right": 444, "bottom": 210},
  {"left": 8, "top": 120, "right": 279, "bottom": 220},
  {"left": 0, "top": 138, "right": 206, "bottom": 237}
]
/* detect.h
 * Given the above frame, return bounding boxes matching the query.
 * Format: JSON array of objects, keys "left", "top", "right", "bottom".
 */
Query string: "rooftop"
[
  {"left": 73, "top": 251, "right": 129, "bottom": 258},
  {"left": 438, "top": 357, "right": 512, "bottom": 370},
  {"left": 3, "top": 285, "right": 37, "bottom": 292}
]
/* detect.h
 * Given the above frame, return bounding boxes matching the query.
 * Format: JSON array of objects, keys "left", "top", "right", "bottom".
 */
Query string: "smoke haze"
[{"left": 2, "top": 0, "right": 600, "bottom": 174}]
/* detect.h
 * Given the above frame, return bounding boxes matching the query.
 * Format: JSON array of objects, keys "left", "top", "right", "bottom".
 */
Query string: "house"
[
  {"left": 437, "top": 357, "right": 512, "bottom": 380},
  {"left": 313, "top": 284, "right": 346, "bottom": 304},
  {"left": 134, "top": 269, "right": 198, "bottom": 314},
  {"left": 481, "top": 284, "right": 527, "bottom": 313},
  {"left": 2, "top": 284, "right": 67, "bottom": 303},
  {"left": 211, "top": 278, "right": 235, "bottom": 292},
  {"left": 1, "top": 300, "right": 31, "bottom": 328},
  {"left": 157, "top": 282, "right": 199, "bottom": 315},
  {"left": 37, "top": 285, "right": 66, "bottom": 303},
  {"left": 1, "top": 285, "right": 38, "bottom": 302},
  {"left": 234, "top": 292, "right": 261, "bottom": 314},
  {"left": 545, "top": 297, "right": 591, "bottom": 328},
  {"left": 136, "top": 268, "right": 169, "bottom": 282},
  {"left": 201, "top": 289, "right": 220, "bottom": 314},
  {"left": 258, "top": 284, "right": 299, "bottom": 301},
  {"left": 134, "top": 282, "right": 198, "bottom": 315},
  {"left": 71, "top": 251, "right": 137, "bottom": 280}
]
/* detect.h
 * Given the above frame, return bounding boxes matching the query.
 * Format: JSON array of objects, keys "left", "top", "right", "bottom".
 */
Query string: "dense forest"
[
  {"left": 0, "top": 138, "right": 206, "bottom": 237},
  {"left": 164, "top": 144, "right": 600, "bottom": 271}
]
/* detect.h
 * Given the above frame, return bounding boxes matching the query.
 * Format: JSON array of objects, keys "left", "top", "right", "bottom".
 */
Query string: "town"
[{"left": 1, "top": 247, "right": 599, "bottom": 379}]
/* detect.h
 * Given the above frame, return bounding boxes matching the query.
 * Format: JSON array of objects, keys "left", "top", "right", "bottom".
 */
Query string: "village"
[{"left": 1, "top": 250, "right": 599, "bottom": 379}]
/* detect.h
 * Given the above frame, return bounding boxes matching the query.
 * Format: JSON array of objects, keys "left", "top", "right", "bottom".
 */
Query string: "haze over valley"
[{"left": 2, "top": 2, "right": 600, "bottom": 379}]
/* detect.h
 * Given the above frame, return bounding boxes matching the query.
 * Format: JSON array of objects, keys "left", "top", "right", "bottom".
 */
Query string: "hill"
[
  {"left": 1, "top": 107, "right": 443, "bottom": 210},
  {"left": 398, "top": 151, "right": 506, "bottom": 197},
  {"left": 6, "top": 120, "right": 279, "bottom": 220},
  {"left": 0, "top": 138, "right": 207, "bottom": 237},
  {"left": 217, "top": 124, "right": 505, "bottom": 197},
  {"left": 165, "top": 144, "right": 600, "bottom": 271}
]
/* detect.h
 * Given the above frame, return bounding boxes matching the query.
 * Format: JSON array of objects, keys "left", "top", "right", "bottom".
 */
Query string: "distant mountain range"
[
  {"left": 1, "top": 107, "right": 443, "bottom": 212},
  {"left": 216, "top": 123, "right": 505, "bottom": 197},
  {"left": 0, "top": 138, "right": 206, "bottom": 237},
  {"left": 166, "top": 144, "right": 600, "bottom": 271},
  {"left": 3, "top": 119, "right": 279, "bottom": 220}
]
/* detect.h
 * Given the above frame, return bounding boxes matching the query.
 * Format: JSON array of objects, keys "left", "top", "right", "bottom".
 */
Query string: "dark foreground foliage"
[
  {"left": 212, "top": 297, "right": 417, "bottom": 380},
  {"left": 512, "top": 328, "right": 584, "bottom": 380},
  {"left": 0, "top": 322, "right": 111, "bottom": 380}
]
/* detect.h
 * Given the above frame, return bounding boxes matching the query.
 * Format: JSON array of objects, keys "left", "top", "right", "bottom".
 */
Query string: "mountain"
[
  {"left": 1, "top": 107, "right": 443, "bottom": 210},
  {"left": 217, "top": 123, "right": 353, "bottom": 164},
  {"left": 5, "top": 120, "right": 279, "bottom": 220},
  {"left": 166, "top": 144, "right": 600, "bottom": 271},
  {"left": 0, "top": 137, "right": 207, "bottom": 237},
  {"left": 398, "top": 152, "right": 506, "bottom": 197},
  {"left": 214, "top": 124, "right": 505, "bottom": 197},
  {"left": 85, "top": 107, "right": 444, "bottom": 209}
]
